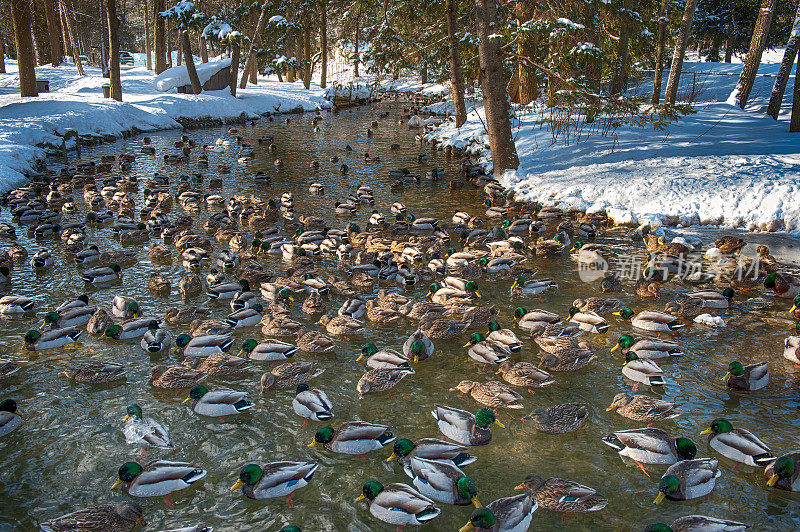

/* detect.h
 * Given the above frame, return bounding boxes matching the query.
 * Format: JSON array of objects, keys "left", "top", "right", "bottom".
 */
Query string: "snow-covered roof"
[{"left": 154, "top": 59, "right": 232, "bottom": 92}]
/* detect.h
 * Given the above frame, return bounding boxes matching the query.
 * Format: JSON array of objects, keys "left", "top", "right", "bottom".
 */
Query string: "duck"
[
  {"left": 318, "top": 314, "right": 365, "bottom": 336},
  {"left": 62, "top": 361, "right": 126, "bottom": 384},
  {"left": 112, "top": 296, "right": 141, "bottom": 319},
  {"left": 510, "top": 276, "right": 557, "bottom": 296},
  {"left": 496, "top": 360, "right": 555, "bottom": 390},
  {"left": 451, "top": 380, "right": 524, "bottom": 410},
  {"left": 722, "top": 360, "right": 768, "bottom": 391},
  {"left": 184, "top": 385, "right": 254, "bottom": 417},
  {"left": 700, "top": 418, "right": 773, "bottom": 467},
  {"left": 432, "top": 405, "right": 503, "bottom": 446},
  {"left": 309, "top": 421, "right": 395, "bottom": 454},
  {"left": 388, "top": 438, "right": 476, "bottom": 478},
  {"left": 606, "top": 393, "right": 681, "bottom": 423},
  {"left": 173, "top": 333, "right": 234, "bottom": 357},
  {"left": 357, "top": 366, "right": 415, "bottom": 399},
  {"left": 623, "top": 352, "right": 666, "bottom": 388},
  {"left": 663, "top": 296, "right": 704, "bottom": 318},
  {"left": 567, "top": 307, "right": 609, "bottom": 334},
  {"left": 653, "top": 458, "right": 720, "bottom": 503},
  {"left": 614, "top": 308, "right": 683, "bottom": 332},
  {"left": 686, "top": 288, "right": 735, "bottom": 309},
  {"left": 538, "top": 340, "right": 596, "bottom": 372},
  {"left": 765, "top": 452, "right": 800, "bottom": 491},
  {"left": 486, "top": 321, "right": 522, "bottom": 353},
  {"left": 41, "top": 502, "right": 144, "bottom": 532},
  {"left": 230, "top": 461, "right": 319, "bottom": 505},
  {"left": 122, "top": 403, "right": 172, "bottom": 448},
  {"left": 112, "top": 460, "right": 206, "bottom": 498},
  {"left": 225, "top": 304, "right": 264, "bottom": 328},
  {"left": 0, "top": 295, "right": 34, "bottom": 314},
  {"left": 409, "top": 456, "right": 480, "bottom": 507},
  {"left": 356, "top": 481, "right": 441, "bottom": 530},
  {"left": 572, "top": 297, "right": 620, "bottom": 315},
  {"left": 105, "top": 319, "right": 160, "bottom": 341},
  {"left": 149, "top": 364, "right": 207, "bottom": 389},
  {"left": 260, "top": 361, "right": 324, "bottom": 391},
  {"left": 365, "top": 300, "right": 403, "bottom": 324},
  {"left": 182, "top": 353, "right": 251, "bottom": 376},
  {"left": 0, "top": 399, "right": 22, "bottom": 437},
  {"left": 463, "top": 334, "right": 509, "bottom": 365},
  {"left": 208, "top": 279, "right": 247, "bottom": 300},
  {"left": 190, "top": 319, "right": 234, "bottom": 337},
  {"left": 359, "top": 344, "right": 409, "bottom": 369},
  {"left": 513, "top": 307, "right": 560, "bottom": 332},
  {"left": 636, "top": 278, "right": 660, "bottom": 298},
  {"left": 24, "top": 327, "right": 83, "bottom": 351},
  {"left": 603, "top": 427, "right": 697, "bottom": 467},
  {"left": 460, "top": 494, "right": 537, "bottom": 532},
  {"left": 296, "top": 330, "right": 336, "bottom": 354},
  {"left": 86, "top": 309, "right": 112, "bottom": 335},
  {"left": 82, "top": 264, "right": 122, "bottom": 286},
  {"left": 140, "top": 325, "right": 171, "bottom": 353},
  {"left": 292, "top": 384, "right": 333, "bottom": 423},
  {"left": 784, "top": 335, "right": 800, "bottom": 364},
  {"left": 764, "top": 272, "right": 800, "bottom": 299},
  {"left": 239, "top": 338, "right": 297, "bottom": 361},
  {"left": 646, "top": 516, "right": 748, "bottom": 532},
  {"left": 611, "top": 335, "right": 684, "bottom": 360},
  {"left": 522, "top": 403, "right": 588, "bottom": 434},
  {"left": 0, "top": 359, "right": 21, "bottom": 380},
  {"left": 514, "top": 474, "right": 607, "bottom": 513},
  {"left": 42, "top": 306, "right": 96, "bottom": 329}
]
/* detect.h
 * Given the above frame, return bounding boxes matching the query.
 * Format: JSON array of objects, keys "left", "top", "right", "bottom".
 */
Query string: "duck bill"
[
  {"left": 462, "top": 342, "right": 471, "bottom": 348},
  {"left": 111, "top": 479, "right": 123, "bottom": 490},
  {"left": 230, "top": 479, "right": 244, "bottom": 491},
  {"left": 653, "top": 492, "right": 666, "bottom": 505},
  {"left": 355, "top": 494, "right": 366, "bottom": 502},
  {"left": 307, "top": 440, "right": 318, "bottom": 447},
  {"left": 510, "top": 282, "right": 518, "bottom": 289},
  {"left": 513, "top": 483, "right": 526, "bottom": 491},
  {"left": 413, "top": 355, "right": 419, "bottom": 363},
  {"left": 123, "top": 414, "right": 130, "bottom": 422},
  {"left": 459, "top": 522, "right": 475, "bottom": 532},
  {"left": 495, "top": 368, "right": 503, "bottom": 374},
  {"left": 700, "top": 428, "right": 713, "bottom": 435},
  {"left": 612, "top": 311, "right": 621, "bottom": 316},
  {"left": 385, "top": 452, "right": 397, "bottom": 462},
  {"left": 14, "top": 410, "right": 22, "bottom": 418},
  {"left": 605, "top": 405, "right": 617, "bottom": 412},
  {"left": 767, "top": 473, "right": 780, "bottom": 487},
  {"left": 237, "top": 349, "right": 245, "bottom": 357},
  {"left": 182, "top": 397, "right": 192, "bottom": 404},
  {"left": 791, "top": 305, "right": 798, "bottom": 313},
  {"left": 471, "top": 496, "right": 481, "bottom": 508},
  {"left": 356, "top": 354, "right": 365, "bottom": 361},
  {"left": 493, "top": 419, "right": 505, "bottom": 428},
  {"left": 722, "top": 372, "right": 732, "bottom": 382},
  {"left": 610, "top": 344, "right": 620, "bottom": 352},
  {"left": 448, "top": 387, "right": 457, "bottom": 392},
  {"left": 474, "top": 291, "right": 482, "bottom": 298}
]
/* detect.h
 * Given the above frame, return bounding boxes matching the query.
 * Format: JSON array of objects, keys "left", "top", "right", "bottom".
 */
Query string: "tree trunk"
[
  {"left": 60, "top": 0, "right": 84, "bottom": 75},
  {"left": 584, "top": 0, "right": 599, "bottom": 112},
  {"left": 200, "top": 35, "right": 208, "bottom": 62},
  {"left": 446, "top": 0, "right": 467, "bottom": 127},
  {"left": 177, "top": 34, "right": 182, "bottom": 66},
  {"left": 421, "top": 64, "right": 428, "bottom": 84},
  {"left": 609, "top": 0, "right": 634, "bottom": 95},
  {"left": 766, "top": 4, "right": 800, "bottom": 119},
  {"left": 724, "top": 1, "right": 734, "bottom": 62},
  {"left": 154, "top": 0, "right": 166, "bottom": 73},
  {"left": 166, "top": 23, "right": 173, "bottom": 67},
  {"left": 651, "top": 0, "right": 668, "bottom": 104},
  {"left": 475, "top": 0, "right": 518, "bottom": 174},
  {"left": 143, "top": 0, "right": 152, "bottom": 70},
  {"left": 0, "top": 31, "right": 6, "bottom": 73},
  {"left": 240, "top": 1, "right": 269, "bottom": 89},
  {"left": 99, "top": 0, "right": 109, "bottom": 77},
  {"left": 12, "top": 0, "right": 39, "bottom": 96},
  {"left": 735, "top": 0, "right": 778, "bottom": 109},
  {"left": 515, "top": 0, "right": 537, "bottom": 104},
  {"left": 181, "top": 30, "right": 201, "bottom": 94},
  {"left": 664, "top": 0, "right": 698, "bottom": 104},
  {"left": 105, "top": 0, "right": 121, "bottom": 100},
  {"left": 229, "top": 40, "right": 240, "bottom": 97},
  {"left": 320, "top": 0, "right": 327, "bottom": 88},
  {"left": 43, "top": 0, "right": 61, "bottom": 65},
  {"left": 791, "top": 47, "right": 800, "bottom": 131},
  {"left": 30, "top": 3, "right": 44, "bottom": 65},
  {"left": 353, "top": 14, "right": 360, "bottom": 78},
  {"left": 302, "top": 25, "right": 312, "bottom": 89}
]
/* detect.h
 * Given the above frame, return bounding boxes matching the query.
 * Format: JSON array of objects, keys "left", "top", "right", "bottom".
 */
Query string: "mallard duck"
[
  {"left": 603, "top": 428, "right": 696, "bottom": 467},
  {"left": 460, "top": 493, "right": 537, "bottom": 532},
  {"left": 388, "top": 438, "right": 476, "bottom": 478},
  {"left": 356, "top": 481, "right": 441, "bottom": 529},
  {"left": 357, "top": 366, "right": 415, "bottom": 399},
  {"left": 296, "top": 330, "right": 336, "bottom": 354},
  {"left": 573, "top": 297, "right": 621, "bottom": 315},
  {"left": 174, "top": 333, "right": 234, "bottom": 357},
  {"left": 611, "top": 335, "right": 684, "bottom": 359},
  {"left": 600, "top": 274, "right": 622, "bottom": 293},
  {"left": 359, "top": 344, "right": 410, "bottom": 369},
  {"left": 765, "top": 451, "right": 800, "bottom": 491},
  {"left": 0, "top": 358, "right": 21, "bottom": 380},
  {"left": 122, "top": 403, "right": 172, "bottom": 449},
  {"left": 261, "top": 315, "right": 304, "bottom": 337},
  {"left": 529, "top": 322, "right": 581, "bottom": 339},
  {"left": 63, "top": 361, "right": 126, "bottom": 384},
  {"left": 309, "top": 421, "right": 395, "bottom": 454},
  {"left": 623, "top": 352, "right": 666, "bottom": 388},
  {"left": 715, "top": 236, "right": 746, "bottom": 254},
  {"left": 261, "top": 361, "right": 324, "bottom": 391},
  {"left": 421, "top": 318, "right": 470, "bottom": 340},
  {"left": 208, "top": 279, "right": 247, "bottom": 300},
  {"left": 338, "top": 298, "right": 366, "bottom": 319},
  {"left": 567, "top": 307, "right": 609, "bottom": 334},
  {"left": 764, "top": 272, "right": 800, "bottom": 299},
  {"left": 409, "top": 456, "right": 480, "bottom": 507},
  {"left": 318, "top": 314, "right": 365, "bottom": 336},
  {"left": 432, "top": 405, "right": 502, "bottom": 446},
  {"left": 239, "top": 338, "right": 297, "bottom": 361},
  {"left": 293, "top": 383, "right": 333, "bottom": 423},
  {"left": 24, "top": 327, "right": 82, "bottom": 351},
  {"left": 112, "top": 296, "right": 141, "bottom": 319},
  {"left": 31, "top": 250, "right": 54, "bottom": 270},
  {"left": 523, "top": 403, "right": 588, "bottom": 434},
  {"left": 663, "top": 296, "right": 704, "bottom": 318},
  {"left": 179, "top": 274, "right": 203, "bottom": 298},
  {"left": 635, "top": 277, "right": 660, "bottom": 298},
  {"left": 614, "top": 308, "right": 683, "bottom": 332},
  {"left": 700, "top": 418, "right": 773, "bottom": 467},
  {"left": 686, "top": 288, "right": 734, "bottom": 309},
  {"left": 112, "top": 460, "right": 206, "bottom": 498},
  {"left": 784, "top": 335, "right": 800, "bottom": 364},
  {"left": 182, "top": 353, "right": 250, "bottom": 376},
  {"left": 84, "top": 308, "right": 111, "bottom": 335},
  {"left": 190, "top": 319, "right": 234, "bottom": 337},
  {"left": 42, "top": 306, "right": 96, "bottom": 330},
  {"left": 148, "top": 273, "right": 171, "bottom": 296},
  {"left": 653, "top": 458, "right": 720, "bottom": 503},
  {"left": 606, "top": 393, "right": 680, "bottom": 422},
  {"left": 0, "top": 399, "right": 22, "bottom": 437},
  {"left": 646, "top": 515, "right": 748, "bottom": 532},
  {"left": 301, "top": 292, "right": 326, "bottom": 315},
  {"left": 164, "top": 306, "right": 212, "bottom": 325},
  {"left": 496, "top": 360, "right": 554, "bottom": 390},
  {"left": 722, "top": 361, "right": 768, "bottom": 391},
  {"left": 230, "top": 461, "right": 319, "bottom": 505},
  {"left": 105, "top": 319, "right": 160, "bottom": 340},
  {"left": 510, "top": 275, "right": 558, "bottom": 296},
  {"left": 42, "top": 502, "right": 144, "bottom": 532},
  {"left": 486, "top": 322, "right": 522, "bottom": 353},
  {"left": 225, "top": 305, "right": 263, "bottom": 328},
  {"left": 82, "top": 264, "right": 122, "bottom": 286},
  {"left": 513, "top": 307, "right": 560, "bottom": 332},
  {"left": 140, "top": 326, "right": 171, "bottom": 353},
  {"left": 539, "top": 341, "right": 596, "bottom": 372},
  {"left": 0, "top": 295, "right": 34, "bottom": 314},
  {"left": 231, "top": 286, "right": 259, "bottom": 312},
  {"left": 463, "top": 334, "right": 509, "bottom": 365},
  {"left": 184, "top": 385, "right": 253, "bottom": 417},
  {"left": 514, "top": 474, "right": 607, "bottom": 513},
  {"left": 149, "top": 364, "right": 207, "bottom": 389},
  {"left": 451, "top": 380, "right": 524, "bottom": 409}
]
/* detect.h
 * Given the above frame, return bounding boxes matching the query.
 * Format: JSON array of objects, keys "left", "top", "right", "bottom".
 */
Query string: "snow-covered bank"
[
  {"left": 0, "top": 61, "right": 330, "bottom": 189},
  {"left": 423, "top": 59, "right": 800, "bottom": 234}
]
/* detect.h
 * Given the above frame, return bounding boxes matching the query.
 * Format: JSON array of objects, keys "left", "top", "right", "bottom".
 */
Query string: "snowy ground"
[
  {"left": 0, "top": 60, "right": 329, "bottom": 190},
  {"left": 423, "top": 55, "right": 800, "bottom": 234}
]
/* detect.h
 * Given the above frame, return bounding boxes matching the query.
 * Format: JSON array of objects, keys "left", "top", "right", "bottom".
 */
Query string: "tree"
[
  {"left": 735, "top": 0, "right": 778, "bottom": 109},
  {"left": 664, "top": 0, "right": 699, "bottom": 104},
  {"left": 154, "top": 0, "right": 167, "bottom": 73},
  {"left": 766, "top": 2, "right": 800, "bottom": 119},
  {"left": 445, "top": 0, "right": 467, "bottom": 126},
  {"left": 792, "top": 46, "right": 800, "bottom": 131},
  {"left": 0, "top": 29, "right": 6, "bottom": 73},
  {"left": 204, "top": 18, "right": 240, "bottom": 96},
  {"left": 609, "top": 0, "right": 636, "bottom": 95},
  {"left": 43, "top": 0, "right": 62, "bottom": 66},
  {"left": 319, "top": 0, "right": 327, "bottom": 88},
  {"left": 353, "top": 13, "right": 361, "bottom": 77},
  {"left": 143, "top": 0, "right": 153, "bottom": 70},
  {"left": 475, "top": 0, "right": 518, "bottom": 174},
  {"left": 651, "top": 0, "right": 668, "bottom": 104},
  {"left": 161, "top": 1, "right": 203, "bottom": 94},
  {"left": 239, "top": 1, "right": 268, "bottom": 90},
  {"left": 59, "top": 0, "right": 85, "bottom": 75},
  {"left": 105, "top": 0, "right": 122, "bottom": 100},
  {"left": 11, "top": 0, "right": 39, "bottom": 96},
  {"left": 515, "top": 0, "right": 537, "bottom": 104}
]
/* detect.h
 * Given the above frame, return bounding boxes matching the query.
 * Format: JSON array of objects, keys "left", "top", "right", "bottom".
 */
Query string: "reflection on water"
[{"left": 1, "top": 103, "right": 799, "bottom": 531}]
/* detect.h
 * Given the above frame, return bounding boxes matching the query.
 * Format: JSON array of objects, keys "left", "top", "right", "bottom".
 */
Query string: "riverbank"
[
  {"left": 422, "top": 58, "right": 800, "bottom": 235},
  {"left": 0, "top": 60, "right": 331, "bottom": 189}
]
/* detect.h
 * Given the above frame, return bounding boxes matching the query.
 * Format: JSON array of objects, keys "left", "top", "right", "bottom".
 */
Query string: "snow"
[
  {"left": 155, "top": 59, "right": 232, "bottom": 92},
  {"left": 422, "top": 57, "right": 800, "bottom": 234},
  {"left": 0, "top": 60, "right": 329, "bottom": 188}
]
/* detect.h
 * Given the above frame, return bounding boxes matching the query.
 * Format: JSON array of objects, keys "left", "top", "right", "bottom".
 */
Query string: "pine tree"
[
  {"left": 240, "top": 1, "right": 268, "bottom": 89},
  {"left": 320, "top": 0, "right": 328, "bottom": 88},
  {"left": 105, "top": 0, "right": 122, "bottom": 100},
  {"left": 664, "top": 0, "right": 698, "bottom": 104},
  {"left": 652, "top": 0, "right": 668, "bottom": 104},
  {"left": 43, "top": 0, "right": 62, "bottom": 66},
  {"left": 735, "top": 0, "right": 777, "bottom": 109},
  {"left": 154, "top": 0, "right": 167, "bottom": 73},
  {"left": 446, "top": 0, "right": 467, "bottom": 127},
  {"left": 766, "top": 2, "right": 800, "bottom": 119},
  {"left": 11, "top": 0, "right": 39, "bottom": 96}
]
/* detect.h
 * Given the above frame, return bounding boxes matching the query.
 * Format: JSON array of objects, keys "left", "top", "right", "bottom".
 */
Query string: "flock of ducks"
[{"left": 0, "top": 103, "right": 799, "bottom": 532}]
